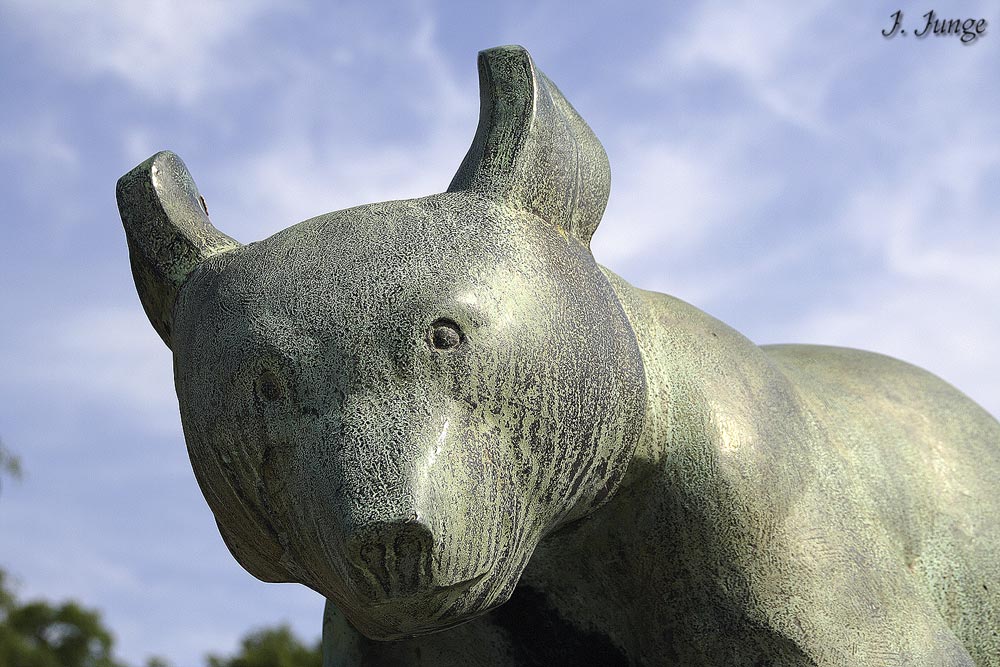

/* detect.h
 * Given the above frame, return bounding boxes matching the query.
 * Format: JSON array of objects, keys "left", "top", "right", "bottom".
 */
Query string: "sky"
[{"left": 0, "top": 1, "right": 998, "bottom": 664}]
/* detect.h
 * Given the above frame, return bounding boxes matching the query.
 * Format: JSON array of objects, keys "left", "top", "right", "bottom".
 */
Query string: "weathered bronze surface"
[{"left": 117, "top": 45, "right": 999, "bottom": 666}]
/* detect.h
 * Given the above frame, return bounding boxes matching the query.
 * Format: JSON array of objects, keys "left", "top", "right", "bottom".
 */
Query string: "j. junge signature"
[{"left": 882, "top": 10, "right": 988, "bottom": 44}]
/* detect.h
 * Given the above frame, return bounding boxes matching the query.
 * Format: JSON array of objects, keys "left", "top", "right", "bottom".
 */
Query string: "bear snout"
[{"left": 344, "top": 519, "right": 435, "bottom": 598}]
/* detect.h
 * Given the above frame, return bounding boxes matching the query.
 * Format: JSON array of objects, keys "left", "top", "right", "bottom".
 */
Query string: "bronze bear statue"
[{"left": 117, "top": 45, "right": 999, "bottom": 666}]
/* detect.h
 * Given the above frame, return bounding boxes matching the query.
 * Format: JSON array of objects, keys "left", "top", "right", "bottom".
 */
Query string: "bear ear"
[
  {"left": 448, "top": 45, "right": 610, "bottom": 247},
  {"left": 117, "top": 151, "right": 241, "bottom": 349}
]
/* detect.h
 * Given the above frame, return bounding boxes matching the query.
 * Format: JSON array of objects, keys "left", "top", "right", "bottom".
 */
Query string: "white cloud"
[
  {"left": 842, "top": 184, "right": 1000, "bottom": 291},
  {"left": 618, "top": 0, "right": 1000, "bottom": 421},
  {"left": 2, "top": 0, "right": 289, "bottom": 104},
  {"left": 224, "top": 137, "right": 468, "bottom": 241},
  {"left": 785, "top": 281, "right": 1000, "bottom": 418},
  {"left": 593, "top": 136, "right": 780, "bottom": 277},
  {"left": 802, "top": 139, "right": 1000, "bottom": 416},
  {"left": 0, "top": 113, "right": 79, "bottom": 167},
  {"left": 204, "top": 15, "right": 478, "bottom": 241},
  {"left": 594, "top": 144, "right": 724, "bottom": 265},
  {"left": 0, "top": 113, "right": 84, "bottom": 234},
  {"left": 638, "top": 0, "right": 842, "bottom": 130},
  {"left": 7, "top": 306, "right": 178, "bottom": 435}
]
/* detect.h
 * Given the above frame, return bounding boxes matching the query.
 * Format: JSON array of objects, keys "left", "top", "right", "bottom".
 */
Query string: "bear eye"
[
  {"left": 256, "top": 369, "right": 285, "bottom": 401},
  {"left": 429, "top": 319, "right": 463, "bottom": 350}
]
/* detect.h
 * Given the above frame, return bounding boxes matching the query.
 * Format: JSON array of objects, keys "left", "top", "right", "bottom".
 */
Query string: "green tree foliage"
[
  {"left": 1, "top": 440, "right": 321, "bottom": 667},
  {"left": 1, "top": 455, "right": 127, "bottom": 667},
  {"left": 0, "top": 570, "right": 127, "bottom": 667},
  {"left": 0, "top": 438, "right": 23, "bottom": 498},
  {"left": 206, "top": 625, "right": 322, "bottom": 667},
  {"left": 0, "top": 570, "right": 322, "bottom": 667}
]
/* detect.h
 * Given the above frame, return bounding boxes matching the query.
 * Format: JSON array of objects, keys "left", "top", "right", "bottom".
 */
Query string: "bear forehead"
[
  {"left": 178, "top": 193, "right": 589, "bottom": 359},
  {"left": 190, "top": 192, "right": 589, "bottom": 330},
  {"left": 223, "top": 195, "right": 541, "bottom": 297}
]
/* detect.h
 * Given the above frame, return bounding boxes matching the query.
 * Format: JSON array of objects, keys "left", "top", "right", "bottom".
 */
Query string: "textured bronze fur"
[{"left": 118, "top": 46, "right": 999, "bottom": 665}]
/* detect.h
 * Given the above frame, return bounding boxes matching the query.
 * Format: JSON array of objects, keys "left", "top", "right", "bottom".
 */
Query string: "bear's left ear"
[
  {"left": 117, "top": 151, "right": 241, "bottom": 349},
  {"left": 448, "top": 45, "right": 610, "bottom": 247}
]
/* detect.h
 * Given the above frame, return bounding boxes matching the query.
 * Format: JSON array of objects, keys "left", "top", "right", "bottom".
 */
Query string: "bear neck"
[{"left": 521, "top": 265, "right": 813, "bottom": 661}]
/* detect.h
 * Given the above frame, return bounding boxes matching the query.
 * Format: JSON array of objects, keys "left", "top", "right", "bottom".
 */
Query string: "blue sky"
[{"left": 1, "top": 1, "right": 997, "bottom": 664}]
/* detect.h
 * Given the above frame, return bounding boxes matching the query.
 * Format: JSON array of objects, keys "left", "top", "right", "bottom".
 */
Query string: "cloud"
[
  {"left": 593, "top": 136, "right": 780, "bottom": 286},
  {"left": 0, "top": 113, "right": 79, "bottom": 168},
  {"left": 0, "top": 112, "right": 84, "bottom": 235},
  {"left": 785, "top": 280, "right": 1000, "bottom": 418},
  {"left": 2, "top": 0, "right": 289, "bottom": 105},
  {"left": 839, "top": 162, "right": 1000, "bottom": 290},
  {"left": 223, "top": 136, "right": 469, "bottom": 242},
  {"left": 782, "top": 11, "right": 1000, "bottom": 415},
  {"left": 800, "top": 129, "right": 1000, "bottom": 416},
  {"left": 6, "top": 306, "right": 178, "bottom": 435},
  {"left": 637, "top": 0, "right": 844, "bottom": 131},
  {"left": 201, "top": 13, "right": 478, "bottom": 241}
]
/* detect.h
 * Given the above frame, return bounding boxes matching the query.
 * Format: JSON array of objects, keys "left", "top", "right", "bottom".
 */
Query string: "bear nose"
[{"left": 345, "top": 519, "right": 434, "bottom": 597}]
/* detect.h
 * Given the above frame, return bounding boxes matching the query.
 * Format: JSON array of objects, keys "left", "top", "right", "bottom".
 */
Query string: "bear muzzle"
[{"left": 344, "top": 519, "right": 435, "bottom": 598}]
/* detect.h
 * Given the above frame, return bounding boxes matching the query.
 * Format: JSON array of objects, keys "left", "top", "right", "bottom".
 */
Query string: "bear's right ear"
[
  {"left": 117, "top": 151, "right": 241, "bottom": 349},
  {"left": 448, "top": 45, "right": 611, "bottom": 248}
]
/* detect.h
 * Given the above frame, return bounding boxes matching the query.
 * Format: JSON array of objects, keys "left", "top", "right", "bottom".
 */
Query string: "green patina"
[{"left": 118, "top": 46, "right": 999, "bottom": 666}]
